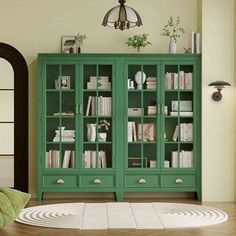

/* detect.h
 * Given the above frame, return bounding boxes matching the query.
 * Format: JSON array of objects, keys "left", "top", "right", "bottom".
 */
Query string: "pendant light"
[{"left": 102, "top": 0, "right": 143, "bottom": 31}]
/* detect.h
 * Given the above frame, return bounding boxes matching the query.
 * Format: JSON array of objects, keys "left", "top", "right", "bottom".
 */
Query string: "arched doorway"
[{"left": 0, "top": 43, "right": 28, "bottom": 192}]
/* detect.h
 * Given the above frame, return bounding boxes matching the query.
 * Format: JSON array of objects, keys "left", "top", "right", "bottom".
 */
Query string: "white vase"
[
  {"left": 87, "top": 124, "right": 96, "bottom": 142},
  {"left": 169, "top": 38, "right": 177, "bottom": 54},
  {"left": 98, "top": 133, "right": 107, "bottom": 142}
]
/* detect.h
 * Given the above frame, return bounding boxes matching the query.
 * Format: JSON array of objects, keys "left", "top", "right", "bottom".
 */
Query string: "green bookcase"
[{"left": 38, "top": 54, "right": 201, "bottom": 201}]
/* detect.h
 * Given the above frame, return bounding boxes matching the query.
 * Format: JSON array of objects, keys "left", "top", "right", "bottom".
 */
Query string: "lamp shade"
[
  {"left": 208, "top": 81, "right": 231, "bottom": 87},
  {"left": 102, "top": 0, "right": 143, "bottom": 31}
]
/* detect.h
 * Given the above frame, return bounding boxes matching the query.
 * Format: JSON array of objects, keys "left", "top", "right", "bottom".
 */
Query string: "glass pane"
[
  {"left": 0, "top": 58, "right": 14, "bottom": 89},
  {"left": 0, "top": 123, "right": 14, "bottom": 154},
  {"left": 0, "top": 91, "right": 14, "bottom": 121},
  {"left": 0, "top": 156, "right": 14, "bottom": 187}
]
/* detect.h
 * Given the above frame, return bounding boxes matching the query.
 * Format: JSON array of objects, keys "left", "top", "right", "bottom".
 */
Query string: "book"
[
  {"left": 62, "top": 150, "right": 71, "bottom": 168},
  {"left": 128, "top": 122, "right": 133, "bottom": 142},
  {"left": 170, "top": 111, "right": 193, "bottom": 117},
  {"left": 85, "top": 96, "right": 92, "bottom": 116},
  {"left": 172, "top": 125, "right": 179, "bottom": 141},
  {"left": 132, "top": 122, "right": 137, "bottom": 141}
]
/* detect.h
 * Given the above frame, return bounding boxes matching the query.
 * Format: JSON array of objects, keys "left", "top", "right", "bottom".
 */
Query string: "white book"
[
  {"left": 179, "top": 71, "right": 185, "bottom": 89},
  {"left": 172, "top": 125, "right": 179, "bottom": 141},
  {"left": 91, "top": 96, "right": 96, "bottom": 116},
  {"left": 191, "top": 31, "right": 195, "bottom": 54},
  {"left": 171, "top": 151, "right": 178, "bottom": 168},
  {"left": 46, "top": 151, "right": 50, "bottom": 168},
  {"left": 70, "top": 151, "right": 75, "bottom": 168},
  {"left": 84, "top": 150, "right": 91, "bottom": 168},
  {"left": 85, "top": 96, "right": 92, "bottom": 116},
  {"left": 196, "top": 33, "right": 200, "bottom": 53},
  {"left": 128, "top": 122, "right": 133, "bottom": 142},
  {"left": 62, "top": 150, "right": 71, "bottom": 168},
  {"left": 132, "top": 122, "right": 137, "bottom": 141},
  {"left": 91, "top": 151, "right": 96, "bottom": 168},
  {"left": 101, "top": 151, "right": 107, "bottom": 168},
  {"left": 170, "top": 111, "right": 193, "bottom": 117},
  {"left": 98, "top": 151, "right": 102, "bottom": 168}
]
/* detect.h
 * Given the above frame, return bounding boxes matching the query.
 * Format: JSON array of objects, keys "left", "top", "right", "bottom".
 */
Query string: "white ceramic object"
[
  {"left": 134, "top": 71, "right": 146, "bottom": 89},
  {"left": 87, "top": 123, "right": 96, "bottom": 142},
  {"left": 98, "top": 133, "right": 107, "bottom": 142},
  {"left": 169, "top": 37, "right": 177, "bottom": 53}
]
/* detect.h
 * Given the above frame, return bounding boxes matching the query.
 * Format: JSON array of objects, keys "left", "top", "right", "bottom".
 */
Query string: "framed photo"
[
  {"left": 137, "top": 123, "right": 155, "bottom": 141},
  {"left": 58, "top": 76, "right": 70, "bottom": 89},
  {"left": 128, "top": 157, "right": 147, "bottom": 168},
  {"left": 61, "top": 36, "right": 76, "bottom": 53}
]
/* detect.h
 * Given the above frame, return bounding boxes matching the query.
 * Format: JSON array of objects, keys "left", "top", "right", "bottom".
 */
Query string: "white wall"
[
  {"left": 202, "top": 0, "right": 235, "bottom": 201},
  {"left": 0, "top": 0, "right": 234, "bottom": 200}
]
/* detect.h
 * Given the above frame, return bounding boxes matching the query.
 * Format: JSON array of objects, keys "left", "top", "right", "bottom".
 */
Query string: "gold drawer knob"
[
  {"left": 93, "top": 179, "right": 102, "bottom": 184},
  {"left": 175, "top": 178, "right": 184, "bottom": 184},
  {"left": 138, "top": 178, "right": 146, "bottom": 184},
  {"left": 56, "top": 179, "right": 65, "bottom": 184}
]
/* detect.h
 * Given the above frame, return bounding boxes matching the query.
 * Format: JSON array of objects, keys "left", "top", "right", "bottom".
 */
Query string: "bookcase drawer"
[
  {"left": 80, "top": 175, "right": 115, "bottom": 188},
  {"left": 43, "top": 175, "right": 78, "bottom": 187},
  {"left": 125, "top": 174, "right": 159, "bottom": 188},
  {"left": 161, "top": 174, "right": 197, "bottom": 188}
]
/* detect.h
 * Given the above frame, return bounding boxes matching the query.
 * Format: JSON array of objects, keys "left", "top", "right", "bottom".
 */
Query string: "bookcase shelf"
[{"left": 38, "top": 53, "right": 201, "bottom": 201}]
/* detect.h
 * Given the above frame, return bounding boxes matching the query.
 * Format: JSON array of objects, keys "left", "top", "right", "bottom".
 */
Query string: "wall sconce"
[
  {"left": 208, "top": 81, "right": 231, "bottom": 101},
  {"left": 102, "top": 0, "right": 143, "bottom": 31}
]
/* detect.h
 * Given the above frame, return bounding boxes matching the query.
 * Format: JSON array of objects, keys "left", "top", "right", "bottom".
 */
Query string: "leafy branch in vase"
[{"left": 161, "top": 16, "right": 185, "bottom": 42}]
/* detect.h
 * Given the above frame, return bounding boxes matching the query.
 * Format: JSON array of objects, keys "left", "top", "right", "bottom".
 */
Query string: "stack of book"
[
  {"left": 165, "top": 71, "right": 192, "bottom": 90},
  {"left": 171, "top": 150, "right": 193, "bottom": 168},
  {"left": 146, "top": 77, "right": 157, "bottom": 89},
  {"left": 191, "top": 32, "right": 200, "bottom": 54},
  {"left": 86, "top": 96, "right": 112, "bottom": 116},
  {"left": 172, "top": 123, "right": 193, "bottom": 142},
  {"left": 170, "top": 100, "right": 193, "bottom": 117},
  {"left": 87, "top": 76, "right": 111, "bottom": 90},
  {"left": 46, "top": 150, "right": 60, "bottom": 168},
  {"left": 83, "top": 150, "right": 107, "bottom": 168},
  {"left": 53, "top": 128, "right": 75, "bottom": 142}
]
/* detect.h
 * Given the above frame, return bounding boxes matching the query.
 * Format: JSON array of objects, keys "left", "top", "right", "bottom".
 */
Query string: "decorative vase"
[
  {"left": 87, "top": 124, "right": 96, "bottom": 142},
  {"left": 169, "top": 38, "right": 177, "bottom": 54},
  {"left": 98, "top": 133, "right": 107, "bottom": 142}
]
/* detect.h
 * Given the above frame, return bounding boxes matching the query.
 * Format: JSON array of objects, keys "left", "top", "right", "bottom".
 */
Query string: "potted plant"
[
  {"left": 97, "top": 119, "right": 111, "bottom": 142},
  {"left": 161, "top": 16, "right": 185, "bottom": 53},
  {"left": 126, "top": 33, "right": 151, "bottom": 52},
  {"left": 75, "top": 33, "right": 87, "bottom": 53}
]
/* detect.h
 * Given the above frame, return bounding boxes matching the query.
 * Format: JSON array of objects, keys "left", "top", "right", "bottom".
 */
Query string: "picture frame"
[
  {"left": 128, "top": 157, "right": 147, "bottom": 168},
  {"left": 61, "top": 36, "right": 76, "bottom": 54},
  {"left": 55, "top": 76, "right": 70, "bottom": 89}
]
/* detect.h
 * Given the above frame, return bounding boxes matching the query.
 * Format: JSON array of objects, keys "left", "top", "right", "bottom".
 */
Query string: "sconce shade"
[
  {"left": 208, "top": 81, "right": 231, "bottom": 101},
  {"left": 208, "top": 81, "right": 231, "bottom": 87},
  {"left": 102, "top": 0, "right": 143, "bottom": 31}
]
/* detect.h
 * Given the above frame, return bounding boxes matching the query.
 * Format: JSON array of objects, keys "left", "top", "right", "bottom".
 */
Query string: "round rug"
[{"left": 15, "top": 202, "right": 228, "bottom": 229}]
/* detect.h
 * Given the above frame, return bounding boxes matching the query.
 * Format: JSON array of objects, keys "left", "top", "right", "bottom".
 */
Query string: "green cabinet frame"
[{"left": 38, "top": 53, "right": 201, "bottom": 201}]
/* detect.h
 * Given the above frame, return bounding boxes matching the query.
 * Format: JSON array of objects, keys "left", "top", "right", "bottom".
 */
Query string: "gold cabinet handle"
[
  {"left": 56, "top": 179, "right": 65, "bottom": 184},
  {"left": 93, "top": 179, "right": 102, "bottom": 184},
  {"left": 138, "top": 178, "right": 146, "bottom": 184},
  {"left": 175, "top": 178, "right": 184, "bottom": 184}
]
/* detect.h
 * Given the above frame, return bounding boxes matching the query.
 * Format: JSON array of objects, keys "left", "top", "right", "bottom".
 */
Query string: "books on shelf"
[
  {"left": 85, "top": 96, "right": 112, "bottom": 116},
  {"left": 191, "top": 32, "right": 200, "bottom": 54},
  {"left": 53, "top": 127, "right": 75, "bottom": 142},
  {"left": 165, "top": 71, "right": 192, "bottom": 90},
  {"left": 171, "top": 123, "right": 193, "bottom": 142},
  {"left": 46, "top": 150, "right": 60, "bottom": 168},
  {"left": 171, "top": 101, "right": 192, "bottom": 112},
  {"left": 46, "top": 150, "right": 75, "bottom": 168},
  {"left": 171, "top": 150, "right": 193, "bottom": 168},
  {"left": 169, "top": 111, "right": 193, "bottom": 117},
  {"left": 87, "top": 76, "right": 111, "bottom": 90},
  {"left": 146, "top": 77, "right": 157, "bottom": 89},
  {"left": 83, "top": 150, "right": 107, "bottom": 168}
]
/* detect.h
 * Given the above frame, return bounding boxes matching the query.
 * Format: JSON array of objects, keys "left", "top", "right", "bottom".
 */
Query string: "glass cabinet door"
[
  {"left": 45, "top": 63, "right": 76, "bottom": 169},
  {"left": 163, "top": 63, "right": 194, "bottom": 170},
  {"left": 125, "top": 63, "right": 160, "bottom": 170},
  {"left": 82, "top": 64, "right": 114, "bottom": 169}
]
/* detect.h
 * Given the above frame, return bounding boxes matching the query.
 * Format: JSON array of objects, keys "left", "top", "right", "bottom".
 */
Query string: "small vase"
[
  {"left": 98, "top": 133, "right": 107, "bottom": 142},
  {"left": 87, "top": 124, "right": 96, "bottom": 142},
  {"left": 137, "top": 47, "right": 141, "bottom": 52},
  {"left": 169, "top": 38, "right": 177, "bottom": 54}
]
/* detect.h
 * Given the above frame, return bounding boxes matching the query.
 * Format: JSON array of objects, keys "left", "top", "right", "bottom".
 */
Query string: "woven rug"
[{"left": 15, "top": 202, "right": 228, "bottom": 229}]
